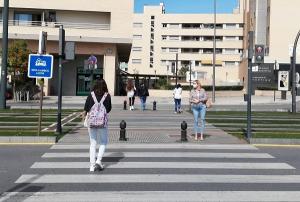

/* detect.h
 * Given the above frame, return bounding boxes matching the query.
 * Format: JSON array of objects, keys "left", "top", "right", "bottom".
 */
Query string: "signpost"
[
  {"left": 252, "top": 63, "right": 275, "bottom": 89},
  {"left": 278, "top": 71, "right": 289, "bottom": 91},
  {"left": 28, "top": 54, "right": 53, "bottom": 79},
  {"left": 28, "top": 53, "right": 53, "bottom": 136}
]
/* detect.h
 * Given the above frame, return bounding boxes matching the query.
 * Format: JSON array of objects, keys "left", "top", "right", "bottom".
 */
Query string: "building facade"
[
  {"left": 248, "top": 0, "right": 300, "bottom": 64},
  {"left": 0, "top": 0, "right": 133, "bottom": 96},
  {"left": 129, "top": 0, "right": 247, "bottom": 86}
]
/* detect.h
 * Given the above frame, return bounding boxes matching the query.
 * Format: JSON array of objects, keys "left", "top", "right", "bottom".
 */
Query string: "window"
[
  {"left": 224, "top": 49, "right": 236, "bottom": 54},
  {"left": 162, "top": 48, "right": 167, "bottom": 53},
  {"left": 151, "top": 16, "right": 155, "bottom": 20},
  {"left": 169, "top": 36, "right": 179, "bottom": 41},
  {"left": 169, "top": 48, "right": 178, "bottom": 53},
  {"left": 162, "top": 23, "right": 167, "bottom": 28},
  {"left": 132, "top": 47, "right": 142, "bottom": 52},
  {"left": 161, "top": 60, "right": 167, "bottom": 65},
  {"left": 162, "top": 36, "right": 167, "bottom": 40},
  {"left": 225, "top": 61, "right": 236, "bottom": 66},
  {"left": 225, "top": 24, "right": 237, "bottom": 29},
  {"left": 133, "top": 35, "right": 142, "bottom": 39},
  {"left": 0, "top": 9, "right": 2, "bottom": 21},
  {"left": 133, "top": 22, "right": 143, "bottom": 28},
  {"left": 169, "top": 23, "right": 179, "bottom": 29},
  {"left": 132, "top": 59, "right": 142, "bottom": 64},
  {"left": 224, "top": 36, "right": 237, "bottom": 41}
]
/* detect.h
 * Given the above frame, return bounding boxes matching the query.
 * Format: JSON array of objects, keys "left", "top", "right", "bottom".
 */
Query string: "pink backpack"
[{"left": 87, "top": 91, "right": 108, "bottom": 128}]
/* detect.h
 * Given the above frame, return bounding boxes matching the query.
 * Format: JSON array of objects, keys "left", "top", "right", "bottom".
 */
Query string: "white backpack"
[{"left": 86, "top": 91, "right": 108, "bottom": 128}]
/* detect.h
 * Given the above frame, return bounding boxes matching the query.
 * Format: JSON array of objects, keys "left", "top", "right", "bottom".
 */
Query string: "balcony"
[{"left": 0, "top": 20, "right": 110, "bottom": 30}]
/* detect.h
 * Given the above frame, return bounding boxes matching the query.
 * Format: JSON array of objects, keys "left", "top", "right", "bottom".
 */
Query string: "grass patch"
[{"left": 0, "top": 129, "right": 71, "bottom": 140}]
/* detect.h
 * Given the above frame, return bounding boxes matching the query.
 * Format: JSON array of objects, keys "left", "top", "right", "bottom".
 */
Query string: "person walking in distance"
[
  {"left": 190, "top": 80, "right": 207, "bottom": 141},
  {"left": 138, "top": 82, "right": 149, "bottom": 111},
  {"left": 82, "top": 79, "right": 112, "bottom": 172},
  {"left": 126, "top": 79, "right": 136, "bottom": 110},
  {"left": 173, "top": 83, "right": 182, "bottom": 113}
]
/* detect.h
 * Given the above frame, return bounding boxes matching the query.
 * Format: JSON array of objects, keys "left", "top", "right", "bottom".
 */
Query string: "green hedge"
[{"left": 157, "top": 85, "right": 244, "bottom": 91}]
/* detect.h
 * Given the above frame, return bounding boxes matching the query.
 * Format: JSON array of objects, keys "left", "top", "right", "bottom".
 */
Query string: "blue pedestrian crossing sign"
[{"left": 28, "top": 54, "right": 54, "bottom": 79}]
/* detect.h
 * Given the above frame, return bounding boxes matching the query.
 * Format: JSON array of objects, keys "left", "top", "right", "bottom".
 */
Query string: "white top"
[
  {"left": 173, "top": 87, "right": 182, "bottom": 99},
  {"left": 127, "top": 87, "right": 136, "bottom": 98}
]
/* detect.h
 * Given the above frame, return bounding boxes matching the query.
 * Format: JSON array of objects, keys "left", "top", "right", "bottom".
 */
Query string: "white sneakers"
[
  {"left": 90, "top": 162, "right": 105, "bottom": 172},
  {"left": 129, "top": 106, "right": 135, "bottom": 110}
]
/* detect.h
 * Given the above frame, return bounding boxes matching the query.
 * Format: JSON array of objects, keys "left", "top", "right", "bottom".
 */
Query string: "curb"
[
  {"left": 250, "top": 138, "right": 300, "bottom": 145},
  {"left": 0, "top": 136, "right": 57, "bottom": 144}
]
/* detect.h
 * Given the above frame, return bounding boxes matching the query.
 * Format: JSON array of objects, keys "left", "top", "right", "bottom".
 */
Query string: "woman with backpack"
[
  {"left": 82, "top": 79, "right": 112, "bottom": 172},
  {"left": 126, "top": 79, "right": 136, "bottom": 110}
]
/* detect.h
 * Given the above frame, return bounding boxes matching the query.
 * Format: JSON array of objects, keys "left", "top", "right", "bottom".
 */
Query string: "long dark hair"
[
  {"left": 92, "top": 79, "right": 108, "bottom": 96},
  {"left": 126, "top": 79, "right": 134, "bottom": 91}
]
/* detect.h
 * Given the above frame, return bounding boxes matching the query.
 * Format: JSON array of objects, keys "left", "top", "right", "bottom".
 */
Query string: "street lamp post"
[
  {"left": 212, "top": 0, "right": 216, "bottom": 103},
  {"left": 291, "top": 30, "right": 300, "bottom": 114},
  {"left": 175, "top": 53, "right": 178, "bottom": 86},
  {"left": 0, "top": 0, "right": 9, "bottom": 109}
]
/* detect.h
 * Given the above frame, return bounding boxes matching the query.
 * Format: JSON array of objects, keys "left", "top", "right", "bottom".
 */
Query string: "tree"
[
  {"left": 7, "top": 40, "right": 30, "bottom": 98},
  {"left": 178, "top": 66, "right": 189, "bottom": 76}
]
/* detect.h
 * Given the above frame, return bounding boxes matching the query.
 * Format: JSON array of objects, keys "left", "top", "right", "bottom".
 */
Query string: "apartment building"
[
  {"left": 248, "top": 0, "right": 300, "bottom": 65},
  {"left": 0, "top": 0, "right": 133, "bottom": 96},
  {"left": 129, "top": 0, "right": 246, "bottom": 86}
]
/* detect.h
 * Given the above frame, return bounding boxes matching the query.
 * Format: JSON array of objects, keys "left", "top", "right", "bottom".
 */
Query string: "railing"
[{"left": 0, "top": 20, "right": 110, "bottom": 30}]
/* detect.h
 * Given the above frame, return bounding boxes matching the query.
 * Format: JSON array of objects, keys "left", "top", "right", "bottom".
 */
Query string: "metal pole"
[
  {"left": 292, "top": 30, "right": 300, "bottom": 114},
  {"left": 212, "top": 0, "right": 216, "bottom": 103},
  {"left": 247, "top": 31, "right": 254, "bottom": 139},
  {"left": 38, "top": 82, "right": 43, "bottom": 136},
  {"left": 0, "top": 0, "right": 9, "bottom": 109},
  {"left": 175, "top": 53, "right": 178, "bottom": 86},
  {"left": 56, "top": 25, "right": 64, "bottom": 134},
  {"left": 189, "top": 61, "right": 192, "bottom": 111}
]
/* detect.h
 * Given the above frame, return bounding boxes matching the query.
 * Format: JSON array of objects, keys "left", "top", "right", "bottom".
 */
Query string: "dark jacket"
[
  {"left": 138, "top": 85, "right": 149, "bottom": 97},
  {"left": 84, "top": 93, "right": 112, "bottom": 113}
]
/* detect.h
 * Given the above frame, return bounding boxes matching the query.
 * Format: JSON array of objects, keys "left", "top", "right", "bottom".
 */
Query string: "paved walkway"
[{"left": 59, "top": 108, "right": 245, "bottom": 144}]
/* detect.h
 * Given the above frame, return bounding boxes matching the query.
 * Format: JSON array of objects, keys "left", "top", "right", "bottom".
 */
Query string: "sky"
[{"left": 134, "top": 0, "right": 239, "bottom": 14}]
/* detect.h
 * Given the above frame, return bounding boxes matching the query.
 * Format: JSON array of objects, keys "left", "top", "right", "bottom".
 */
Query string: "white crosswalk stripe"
[
  {"left": 2, "top": 143, "right": 300, "bottom": 202},
  {"left": 30, "top": 161, "right": 294, "bottom": 169},
  {"left": 42, "top": 152, "right": 274, "bottom": 158}
]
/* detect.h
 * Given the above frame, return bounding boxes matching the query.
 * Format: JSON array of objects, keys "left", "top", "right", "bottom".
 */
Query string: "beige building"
[
  {"left": 248, "top": 0, "right": 300, "bottom": 64},
  {"left": 0, "top": 0, "right": 133, "bottom": 96},
  {"left": 129, "top": 0, "right": 247, "bottom": 86}
]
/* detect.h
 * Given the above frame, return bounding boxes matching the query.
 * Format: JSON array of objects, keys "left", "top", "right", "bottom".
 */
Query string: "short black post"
[
  {"left": 181, "top": 121, "right": 188, "bottom": 142},
  {"left": 123, "top": 100, "right": 127, "bottom": 110},
  {"left": 153, "top": 101, "right": 157, "bottom": 111},
  {"left": 119, "top": 120, "right": 127, "bottom": 141}
]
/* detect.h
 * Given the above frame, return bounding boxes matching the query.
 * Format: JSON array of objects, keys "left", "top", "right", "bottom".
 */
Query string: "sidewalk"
[
  {"left": 58, "top": 108, "right": 245, "bottom": 145},
  {"left": 7, "top": 90, "right": 299, "bottom": 106}
]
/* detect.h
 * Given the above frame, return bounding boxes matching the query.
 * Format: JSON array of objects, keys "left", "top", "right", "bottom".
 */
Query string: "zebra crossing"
[{"left": 1, "top": 143, "right": 300, "bottom": 202}]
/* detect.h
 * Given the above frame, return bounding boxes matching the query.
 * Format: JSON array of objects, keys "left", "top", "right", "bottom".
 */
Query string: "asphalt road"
[{"left": 1, "top": 144, "right": 300, "bottom": 201}]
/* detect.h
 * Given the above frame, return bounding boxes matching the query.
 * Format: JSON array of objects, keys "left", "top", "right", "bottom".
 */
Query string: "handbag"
[
  {"left": 205, "top": 98, "right": 212, "bottom": 108},
  {"left": 83, "top": 114, "right": 89, "bottom": 127}
]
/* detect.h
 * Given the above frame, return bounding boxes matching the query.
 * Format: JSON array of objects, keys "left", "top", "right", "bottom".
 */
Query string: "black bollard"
[
  {"left": 181, "top": 121, "right": 188, "bottom": 142},
  {"left": 119, "top": 120, "right": 127, "bottom": 141},
  {"left": 153, "top": 101, "right": 157, "bottom": 111},
  {"left": 123, "top": 100, "right": 127, "bottom": 110}
]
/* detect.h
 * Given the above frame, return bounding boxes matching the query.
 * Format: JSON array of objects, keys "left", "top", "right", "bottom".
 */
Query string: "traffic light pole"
[
  {"left": 291, "top": 30, "right": 300, "bottom": 114},
  {"left": 56, "top": 25, "right": 65, "bottom": 134},
  {"left": 247, "top": 31, "right": 254, "bottom": 139},
  {"left": 0, "top": 0, "right": 9, "bottom": 109}
]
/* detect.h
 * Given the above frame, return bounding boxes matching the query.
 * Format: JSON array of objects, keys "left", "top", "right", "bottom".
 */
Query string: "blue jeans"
[
  {"left": 192, "top": 104, "right": 206, "bottom": 135},
  {"left": 174, "top": 99, "right": 181, "bottom": 112},
  {"left": 88, "top": 127, "right": 108, "bottom": 165},
  {"left": 140, "top": 96, "right": 147, "bottom": 110}
]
